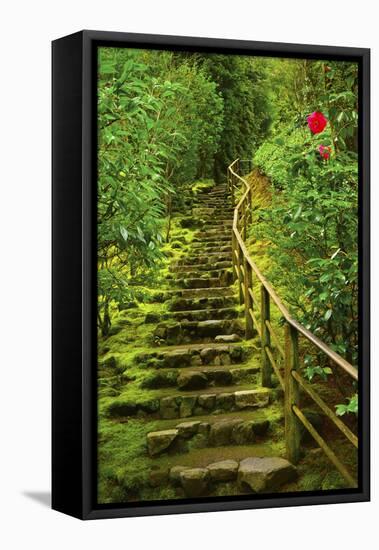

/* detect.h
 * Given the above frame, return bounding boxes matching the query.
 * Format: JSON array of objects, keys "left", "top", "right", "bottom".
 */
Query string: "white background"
[{"left": 0, "top": 0, "right": 376, "bottom": 547}]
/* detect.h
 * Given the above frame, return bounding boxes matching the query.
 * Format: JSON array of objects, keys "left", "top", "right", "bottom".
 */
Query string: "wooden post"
[
  {"left": 284, "top": 323, "right": 301, "bottom": 464},
  {"left": 244, "top": 258, "right": 254, "bottom": 339},
  {"left": 248, "top": 189, "right": 252, "bottom": 224},
  {"left": 232, "top": 231, "right": 237, "bottom": 284},
  {"left": 237, "top": 246, "right": 244, "bottom": 306},
  {"left": 243, "top": 201, "right": 247, "bottom": 241},
  {"left": 261, "top": 285, "right": 272, "bottom": 387},
  {"left": 231, "top": 173, "right": 234, "bottom": 207}
]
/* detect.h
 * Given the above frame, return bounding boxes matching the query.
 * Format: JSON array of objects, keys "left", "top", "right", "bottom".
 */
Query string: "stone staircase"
[{"left": 103, "top": 183, "right": 298, "bottom": 499}]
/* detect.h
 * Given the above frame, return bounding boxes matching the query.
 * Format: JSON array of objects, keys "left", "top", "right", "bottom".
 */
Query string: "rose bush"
[
  {"left": 319, "top": 145, "right": 331, "bottom": 160},
  {"left": 307, "top": 111, "right": 328, "bottom": 134}
]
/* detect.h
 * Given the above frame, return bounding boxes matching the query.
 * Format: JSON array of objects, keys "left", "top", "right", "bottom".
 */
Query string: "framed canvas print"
[{"left": 52, "top": 30, "right": 370, "bottom": 520}]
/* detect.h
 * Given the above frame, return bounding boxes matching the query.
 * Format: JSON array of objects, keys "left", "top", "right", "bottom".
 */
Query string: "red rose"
[
  {"left": 307, "top": 111, "right": 328, "bottom": 134},
  {"left": 319, "top": 145, "right": 331, "bottom": 160}
]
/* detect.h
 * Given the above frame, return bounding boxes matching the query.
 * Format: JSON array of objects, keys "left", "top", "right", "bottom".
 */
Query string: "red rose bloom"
[
  {"left": 307, "top": 111, "right": 328, "bottom": 134},
  {"left": 319, "top": 145, "right": 331, "bottom": 160}
]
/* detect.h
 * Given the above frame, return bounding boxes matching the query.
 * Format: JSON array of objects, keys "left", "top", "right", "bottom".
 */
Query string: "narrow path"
[{"left": 98, "top": 182, "right": 307, "bottom": 501}]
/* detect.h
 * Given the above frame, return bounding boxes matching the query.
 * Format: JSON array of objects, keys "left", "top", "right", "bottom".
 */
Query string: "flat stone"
[
  {"left": 209, "top": 418, "right": 242, "bottom": 446},
  {"left": 162, "top": 349, "right": 191, "bottom": 368},
  {"left": 215, "top": 334, "right": 241, "bottom": 343},
  {"left": 200, "top": 346, "right": 228, "bottom": 364},
  {"left": 166, "top": 323, "right": 183, "bottom": 344},
  {"left": 208, "top": 368, "right": 233, "bottom": 385},
  {"left": 179, "top": 396, "right": 197, "bottom": 418},
  {"left": 234, "top": 389, "right": 270, "bottom": 409},
  {"left": 208, "top": 460, "right": 239, "bottom": 482},
  {"left": 147, "top": 429, "right": 178, "bottom": 457},
  {"left": 169, "top": 465, "right": 191, "bottom": 486},
  {"left": 232, "top": 421, "right": 256, "bottom": 445},
  {"left": 198, "top": 394, "right": 216, "bottom": 409},
  {"left": 177, "top": 370, "right": 208, "bottom": 391},
  {"left": 215, "top": 392, "right": 234, "bottom": 410},
  {"left": 191, "top": 320, "right": 225, "bottom": 337},
  {"left": 176, "top": 420, "right": 202, "bottom": 438},
  {"left": 238, "top": 457, "right": 297, "bottom": 493},
  {"left": 160, "top": 396, "right": 179, "bottom": 419},
  {"left": 180, "top": 468, "right": 210, "bottom": 497},
  {"left": 106, "top": 399, "right": 137, "bottom": 418}
]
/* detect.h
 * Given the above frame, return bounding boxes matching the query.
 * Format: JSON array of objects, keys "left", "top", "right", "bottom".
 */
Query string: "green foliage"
[
  {"left": 97, "top": 48, "right": 223, "bottom": 334},
  {"left": 198, "top": 54, "right": 271, "bottom": 181},
  {"left": 336, "top": 394, "right": 358, "bottom": 416},
  {"left": 253, "top": 59, "right": 358, "bottom": 371}
]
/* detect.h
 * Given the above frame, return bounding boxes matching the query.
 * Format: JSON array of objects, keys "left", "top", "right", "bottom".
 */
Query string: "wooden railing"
[{"left": 227, "top": 158, "right": 358, "bottom": 487}]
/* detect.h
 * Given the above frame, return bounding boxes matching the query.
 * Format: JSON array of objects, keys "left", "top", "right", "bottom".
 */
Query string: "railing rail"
[{"left": 227, "top": 158, "right": 358, "bottom": 486}]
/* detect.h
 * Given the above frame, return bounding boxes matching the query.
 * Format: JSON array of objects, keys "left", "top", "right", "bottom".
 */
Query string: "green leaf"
[
  {"left": 120, "top": 227, "right": 128, "bottom": 242},
  {"left": 324, "top": 309, "right": 333, "bottom": 321}
]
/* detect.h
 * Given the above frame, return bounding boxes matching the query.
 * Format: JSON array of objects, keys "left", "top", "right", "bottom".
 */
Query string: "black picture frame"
[{"left": 52, "top": 30, "right": 370, "bottom": 520}]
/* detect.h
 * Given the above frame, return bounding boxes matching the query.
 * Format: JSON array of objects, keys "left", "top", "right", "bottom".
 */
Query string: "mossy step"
[
  {"left": 144, "top": 405, "right": 282, "bottom": 432},
  {"left": 191, "top": 235, "right": 231, "bottom": 244},
  {"left": 195, "top": 225, "right": 232, "bottom": 233},
  {"left": 170, "top": 287, "right": 235, "bottom": 298},
  {"left": 146, "top": 414, "right": 274, "bottom": 456},
  {"left": 189, "top": 245, "right": 232, "bottom": 254},
  {"left": 191, "top": 211, "right": 234, "bottom": 219},
  {"left": 190, "top": 239, "right": 231, "bottom": 248},
  {"left": 172, "top": 261, "right": 231, "bottom": 273},
  {"left": 175, "top": 253, "right": 231, "bottom": 266},
  {"left": 160, "top": 454, "right": 296, "bottom": 498},
  {"left": 139, "top": 362, "right": 260, "bottom": 391},
  {"left": 168, "top": 307, "right": 240, "bottom": 322},
  {"left": 153, "top": 318, "right": 244, "bottom": 344},
  {"left": 169, "top": 296, "right": 236, "bottom": 311},
  {"left": 134, "top": 341, "right": 254, "bottom": 367},
  {"left": 196, "top": 201, "right": 230, "bottom": 206},
  {"left": 105, "top": 385, "right": 271, "bottom": 420},
  {"left": 170, "top": 270, "right": 222, "bottom": 280},
  {"left": 175, "top": 277, "right": 229, "bottom": 290}
]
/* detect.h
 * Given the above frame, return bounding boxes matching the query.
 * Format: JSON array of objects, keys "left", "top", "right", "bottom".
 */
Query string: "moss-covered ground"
[{"left": 97, "top": 176, "right": 357, "bottom": 504}]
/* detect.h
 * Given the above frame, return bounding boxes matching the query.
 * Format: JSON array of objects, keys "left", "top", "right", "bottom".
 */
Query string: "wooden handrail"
[{"left": 227, "top": 158, "right": 358, "bottom": 485}]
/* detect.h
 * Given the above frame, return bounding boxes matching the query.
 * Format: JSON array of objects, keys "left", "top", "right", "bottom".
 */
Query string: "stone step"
[
  {"left": 165, "top": 454, "right": 296, "bottom": 497},
  {"left": 153, "top": 318, "right": 244, "bottom": 344},
  {"left": 194, "top": 229, "right": 232, "bottom": 238},
  {"left": 172, "top": 261, "right": 231, "bottom": 273},
  {"left": 146, "top": 412, "right": 273, "bottom": 456},
  {"left": 171, "top": 287, "right": 235, "bottom": 299},
  {"left": 134, "top": 342, "right": 254, "bottom": 368},
  {"left": 183, "top": 248, "right": 232, "bottom": 259},
  {"left": 169, "top": 307, "right": 240, "bottom": 322},
  {"left": 191, "top": 230, "right": 231, "bottom": 243},
  {"left": 189, "top": 242, "right": 232, "bottom": 252},
  {"left": 175, "top": 273, "right": 233, "bottom": 289},
  {"left": 192, "top": 210, "right": 234, "bottom": 218},
  {"left": 175, "top": 253, "right": 231, "bottom": 266},
  {"left": 192, "top": 201, "right": 231, "bottom": 207},
  {"left": 169, "top": 295, "right": 236, "bottom": 311},
  {"left": 157, "top": 386, "right": 272, "bottom": 420},
  {"left": 105, "top": 385, "right": 271, "bottom": 420},
  {"left": 173, "top": 270, "right": 232, "bottom": 285},
  {"left": 193, "top": 205, "right": 231, "bottom": 211},
  {"left": 191, "top": 236, "right": 231, "bottom": 245},
  {"left": 192, "top": 234, "right": 231, "bottom": 243},
  {"left": 139, "top": 362, "right": 260, "bottom": 391}
]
